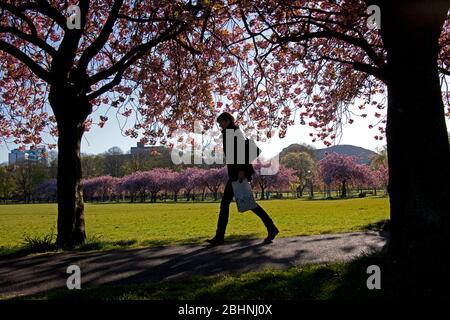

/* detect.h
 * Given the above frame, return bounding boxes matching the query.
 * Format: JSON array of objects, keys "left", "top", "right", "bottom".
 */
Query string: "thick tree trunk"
[
  {"left": 380, "top": 1, "right": 450, "bottom": 264},
  {"left": 54, "top": 118, "right": 86, "bottom": 247},
  {"left": 50, "top": 90, "right": 91, "bottom": 248}
]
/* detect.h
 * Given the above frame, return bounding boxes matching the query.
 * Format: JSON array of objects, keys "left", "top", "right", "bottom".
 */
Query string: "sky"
[
  {"left": 0, "top": 108, "right": 387, "bottom": 164},
  {"left": 1, "top": 104, "right": 449, "bottom": 164}
]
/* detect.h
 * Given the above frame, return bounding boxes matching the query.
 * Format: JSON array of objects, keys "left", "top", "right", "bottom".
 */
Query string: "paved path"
[{"left": 0, "top": 231, "right": 389, "bottom": 299}]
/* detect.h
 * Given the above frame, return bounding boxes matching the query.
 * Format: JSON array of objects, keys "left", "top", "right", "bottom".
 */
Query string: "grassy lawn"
[{"left": 0, "top": 197, "right": 389, "bottom": 256}]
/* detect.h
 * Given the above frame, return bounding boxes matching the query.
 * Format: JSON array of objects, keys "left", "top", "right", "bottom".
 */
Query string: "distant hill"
[{"left": 280, "top": 144, "right": 378, "bottom": 164}]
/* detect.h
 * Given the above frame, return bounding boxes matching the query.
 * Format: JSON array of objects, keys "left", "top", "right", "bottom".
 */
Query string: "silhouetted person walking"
[{"left": 206, "top": 112, "right": 279, "bottom": 245}]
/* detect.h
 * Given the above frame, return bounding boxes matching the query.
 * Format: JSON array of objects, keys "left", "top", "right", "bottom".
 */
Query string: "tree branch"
[
  {"left": 319, "top": 55, "right": 386, "bottom": 82},
  {"left": 0, "top": 2, "right": 37, "bottom": 35},
  {"left": 277, "top": 29, "right": 385, "bottom": 69},
  {"left": 50, "top": 0, "right": 89, "bottom": 82},
  {"left": 87, "top": 21, "right": 183, "bottom": 86},
  {"left": 77, "top": 0, "right": 124, "bottom": 72},
  {"left": 18, "top": 0, "right": 67, "bottom": 30},
  {"left": 439, "top": 67, "right": 450, "bottom": 76},
  {"left": 86, "top": 70, "right": 124, "bottom": 100},
  {"left": 0, "top": 26, "right": 57, "bottom": 57},
  {"left": 0, "top": 39, "right": 50, "bottom": 82},
  {"left": 174, "top": 37, "right": 202, "bottom": 55}
]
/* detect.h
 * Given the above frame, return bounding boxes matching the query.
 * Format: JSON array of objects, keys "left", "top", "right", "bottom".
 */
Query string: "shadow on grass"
[
  {"left": 24, "top": 250, "right": 450, "bottom": 300},
  {"left": 18, "top": 253, "right": 392, "bottom": 300},
  {"left": 0, "top": 234, "right": 140, "bottom": 260},
  {"left": 360, "top": 219, "right": 390, "bottom": 232},
  {"left": 86, "top": 200, "right": 223, "bottom": 205},
  {"left": 0, "top": 231, "right": 58, "bottom": 260},
  {"left": 140, "top": 234, "right": 260, "bottom": 248},
  {"left": 74, "top": 238, "right": 139, "bottom": 252},
  {"left": 305, "top": 195, "right": 388, "bottom": 201},
  {"left": 0, "top": 232, "right": 261, "bottom": 260}
]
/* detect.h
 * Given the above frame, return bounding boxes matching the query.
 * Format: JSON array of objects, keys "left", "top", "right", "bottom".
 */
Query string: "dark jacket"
[{"left": 221, "top": 123, "right": 258, "bottom": 182}]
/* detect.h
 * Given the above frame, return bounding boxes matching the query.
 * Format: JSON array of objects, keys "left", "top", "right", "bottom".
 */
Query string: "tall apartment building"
[{"left": 8, "top": 146, "right": 48, "bottom": 166}]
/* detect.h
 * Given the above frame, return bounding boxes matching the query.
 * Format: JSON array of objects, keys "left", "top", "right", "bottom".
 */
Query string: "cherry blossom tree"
[
  {"left": 204, "top": 166, "right": 227, "bottom": 201},
  {"left": 164, "top": 170, "right": 186, "bottom": 202},
  {"left": 375, "top": 163, "right": 389, "bottom": 195},
  {"left": 353, "top": 163, "right": 375, "bottom": 194},
  {"left": 180, "top": 167, "right": 201, "bottom": 201},
  {"left": 82, "top": 175, "right": 117, "bottom": 202},
  {"left": 252, "top": 163, "right": 296, "bottom": 199},
  {"left": 319, "top": 153, "right": 362, "bottom": 198},
  {"left": 220, "top": 0, "right": 450, "bottom": 262},
  {"left": 2, "top": 0, "right": 450, "bottom": 275},
  {"left": 192, "top": 167, "right": 209, "bottom": 201},
  {"left": 144, "top": 168, "right": 172, "bottom": 203},
  {"left": 0, "top": 1, "right": 231, "bottom": 246}
]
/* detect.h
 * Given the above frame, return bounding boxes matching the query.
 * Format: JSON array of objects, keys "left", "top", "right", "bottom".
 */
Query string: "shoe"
[
  {"left": 206, "top": 237, "right": 224, "bottom": 246},
  {"left": 264, "top": 227, "right": 279, "bottom": 244}
]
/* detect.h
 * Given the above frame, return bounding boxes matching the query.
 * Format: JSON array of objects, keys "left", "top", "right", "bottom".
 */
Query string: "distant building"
[
  {"left": 8, "top": 146, "right": 48, "bottom": 166},
  {"left": 130, "top": 142, "right": 164, "bottom": 156}
]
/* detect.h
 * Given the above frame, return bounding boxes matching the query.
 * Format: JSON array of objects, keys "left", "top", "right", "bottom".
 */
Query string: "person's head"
[{"left": 216, "top": 112, "right": 235, "bottom": 130}]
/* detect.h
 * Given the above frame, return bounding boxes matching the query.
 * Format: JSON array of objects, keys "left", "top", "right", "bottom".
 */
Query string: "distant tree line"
[{"left": 1, "top": 144, "right": 389, "bottom": 204}]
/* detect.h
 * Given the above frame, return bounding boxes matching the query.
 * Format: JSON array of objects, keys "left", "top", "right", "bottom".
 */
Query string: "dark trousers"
[{"left": 215, "top": 179, "right": 276, "bottom": 239}]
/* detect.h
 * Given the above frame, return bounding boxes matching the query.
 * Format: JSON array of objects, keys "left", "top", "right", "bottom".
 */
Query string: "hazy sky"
[
  {"left": 0, "top": 110, "right": 386, "bottom": 163},
  {"left": 1, "top": 105, "right": 449, "bottom": 164}
]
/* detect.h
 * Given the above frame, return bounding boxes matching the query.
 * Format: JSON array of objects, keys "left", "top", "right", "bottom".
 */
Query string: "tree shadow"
[
  {"left": 360, "top": 219, "right": 390, "bottom": 232},
  {"left": 1, "top": 229, "right": 391, "bottom": 300},
  {"left": 0, "top": 238, "right": 140, "bottom": 260}
]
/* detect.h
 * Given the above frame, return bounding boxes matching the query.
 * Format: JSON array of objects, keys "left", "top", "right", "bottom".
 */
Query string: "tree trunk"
[
  {"left": 380, "top": 1, "right": 450, "bottom": 266},
  {"left": 299, "top": 185, "right": 306, "bottom": 197},
  {"left": 50, "top": 90, "right": 91, "bottom": 248},
  {"left": 341, "top": 180, "right": 347, "bottom": 198},
  {"left": 54, "top": 117, "right": 86, "bottom": 247}
]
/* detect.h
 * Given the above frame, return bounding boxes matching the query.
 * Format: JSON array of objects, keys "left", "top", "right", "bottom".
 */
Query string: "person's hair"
[{"left": 216, "top": 112, "right": 235, "bottom": 125}]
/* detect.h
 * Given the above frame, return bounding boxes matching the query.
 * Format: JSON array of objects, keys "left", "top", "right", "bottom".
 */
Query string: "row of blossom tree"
[
  {"left": 36, "top": 153, "right": 388, "bottom": 203},
  {"left": 319, "top": 153, "right": 389, "bottom": 198},
  {"left": 38, "top": 165, "right": 297, "bottom": 202}
]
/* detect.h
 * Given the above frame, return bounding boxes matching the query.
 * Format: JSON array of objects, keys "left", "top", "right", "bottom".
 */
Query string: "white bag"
[{"left": 231, "top": 178, "right": 258, "bottom": 213}]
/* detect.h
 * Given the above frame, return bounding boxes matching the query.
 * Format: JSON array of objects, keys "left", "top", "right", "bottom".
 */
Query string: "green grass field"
[{"left": 0, "top": 197, "right": 389, "bottom": 255}]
